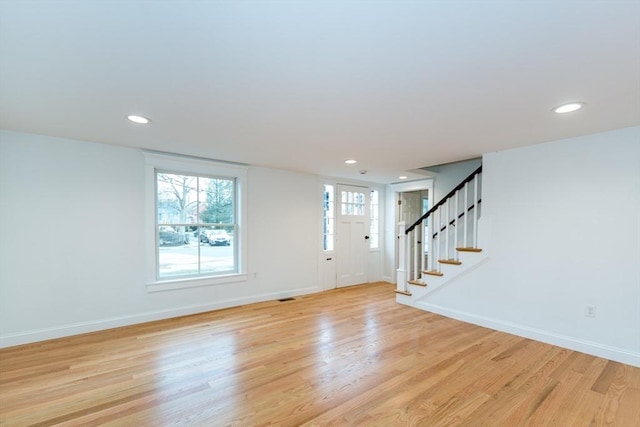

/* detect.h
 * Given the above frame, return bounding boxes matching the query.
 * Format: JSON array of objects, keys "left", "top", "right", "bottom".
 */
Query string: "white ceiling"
[{"left": 1, "top": 0, "right": 639, "bottom": 184}]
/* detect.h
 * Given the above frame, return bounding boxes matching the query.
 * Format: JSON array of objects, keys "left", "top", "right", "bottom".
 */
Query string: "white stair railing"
[{"left": 398, "top": 166, "right": 482, "bottom": 288}]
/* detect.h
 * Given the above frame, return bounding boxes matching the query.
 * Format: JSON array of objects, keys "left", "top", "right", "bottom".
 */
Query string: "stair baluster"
[
  {"left": 463, "top": 181, "right": 468, "bottom": 248},
  {"left": 454, "top": 189, "right": 459, "bottom": 260},
  {"left": 413, "top": 223, "right": 419, "bottom": 281},
  {"left": 445, "top": 199, "right": 450, "bottom": 262},
  {"left": 420, "top": 220, "right": 426, "bottom": 275},
  {"left": 398, "top": 166, "right": 482, "bottom": 290},
  {"left": 473, "top": 174, "right": 479, "bottom": 248}
]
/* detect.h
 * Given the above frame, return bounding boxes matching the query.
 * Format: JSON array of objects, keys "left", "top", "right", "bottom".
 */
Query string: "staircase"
[{"left": 396, "top": 166, "right": 485, "bottom": 303}]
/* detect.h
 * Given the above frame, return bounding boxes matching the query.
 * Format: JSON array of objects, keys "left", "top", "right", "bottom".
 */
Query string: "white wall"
[
  {"left": 0, "top": 131, "right": 321, "bottom": 346},
  {"left": 420, "top": 127, "right": 640, "bottom": 365},
  {"left": 431, "top": 158, "right": 482, "bottom": 205}
]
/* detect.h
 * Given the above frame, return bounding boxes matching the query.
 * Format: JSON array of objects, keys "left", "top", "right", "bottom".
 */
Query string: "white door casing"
[
  {"left": 400, "top": 191, "right": 422, "bottom": 225},
  {"left": 399, "top": 191, "right": 422, "bottom": 275},
  {"left": 389, "top": 179, "right": 434, "bottom": 282}
]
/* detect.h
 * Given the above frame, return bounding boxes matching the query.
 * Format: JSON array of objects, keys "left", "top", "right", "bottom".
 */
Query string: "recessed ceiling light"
[
  {"left": 127, "top": 114, "right": 151, "bottom": 124},
  {"left": 344, "top": 159, "right": 357, "bottom": 164},
  {"left": 398, "top": 176, "right": 408, "bottom": 180},
  {"left": 553, "top": 102, "right": 585, "bottom": 114}
]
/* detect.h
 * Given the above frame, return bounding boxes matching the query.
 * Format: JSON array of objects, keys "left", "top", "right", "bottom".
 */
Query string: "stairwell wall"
[
  {"left": 431, "top": 158, "right": 482, "bottom": 206},
  {"left": 423, "top": 126, "right": 640, "bottom": 366}
]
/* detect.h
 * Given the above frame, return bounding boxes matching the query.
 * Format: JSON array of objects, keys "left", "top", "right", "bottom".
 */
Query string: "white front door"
[{"left": 337, "top": 184, "right": 369, "bottom": 287}]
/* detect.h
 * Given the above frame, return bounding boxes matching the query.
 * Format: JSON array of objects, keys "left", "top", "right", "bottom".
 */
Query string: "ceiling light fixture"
[
  {"left": 127, "top": 114, "right": 151, "bottom": 124},
  {"left": 398, "top": 176, "right": 408, "bottom": 180},
  {"left": 344, "top": 159, "right": 357, "bottom": 164},
  {"left": 553, "top": 102, "right": 585, "bottom": 114}
]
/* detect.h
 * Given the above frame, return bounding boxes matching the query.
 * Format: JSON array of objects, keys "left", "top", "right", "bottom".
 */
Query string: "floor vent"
[{"left": 278, "top": 297, "right": 295, "bottom": 302}]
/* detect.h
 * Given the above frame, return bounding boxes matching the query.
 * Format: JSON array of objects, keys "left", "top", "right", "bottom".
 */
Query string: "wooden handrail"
[{"left": 405, "top": 165, "right": 482, "bottom": 234}]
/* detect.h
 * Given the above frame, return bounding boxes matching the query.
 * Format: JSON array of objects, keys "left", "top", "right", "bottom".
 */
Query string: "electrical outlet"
[{"left": 585, "top": 305, "right": 596, "bottom": 318}]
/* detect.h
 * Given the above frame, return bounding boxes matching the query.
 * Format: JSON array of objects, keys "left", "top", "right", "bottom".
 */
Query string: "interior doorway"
[
  {"left": 390, "top": 179, "right": 434, "bottom": 279},
  {"left": 399, "top": 189, "right": 430, "bottom": 272},
  {"left": 399, "top": 190, "right": 429, "bottom": 225}
]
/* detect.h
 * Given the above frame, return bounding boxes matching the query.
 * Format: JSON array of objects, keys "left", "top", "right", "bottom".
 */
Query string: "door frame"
[
  {"left": 319, "top": 179, "right": 385, "bottom": 291},
  {"left": 389, "top": 179, "right": 434, "bottom": 281}
]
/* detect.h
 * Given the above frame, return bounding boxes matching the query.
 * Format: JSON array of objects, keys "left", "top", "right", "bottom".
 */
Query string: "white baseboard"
[
  {"left": 414, "top": 301, "right": 640, "bottom": 368},
  {"left": 0, "top": 286, "right": 321, "bottom": 348}
]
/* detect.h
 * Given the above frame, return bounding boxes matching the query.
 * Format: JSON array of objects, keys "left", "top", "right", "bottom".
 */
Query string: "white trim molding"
[
  {"left": 0, "top": 285, "right": 321, "bottom": 349},
  {"left": 414, "top": 301, "right": 640, "bottom": 368}
]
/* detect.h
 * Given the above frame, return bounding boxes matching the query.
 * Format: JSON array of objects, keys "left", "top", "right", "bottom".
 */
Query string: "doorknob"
[{"left": 364, "top": 235, "right": 370, "bottom": 240}]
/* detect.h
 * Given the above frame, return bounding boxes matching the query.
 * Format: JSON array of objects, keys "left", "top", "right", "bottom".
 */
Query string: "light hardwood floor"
[{"left": 1, "top": 282, "right": 639, "bottom": 426}]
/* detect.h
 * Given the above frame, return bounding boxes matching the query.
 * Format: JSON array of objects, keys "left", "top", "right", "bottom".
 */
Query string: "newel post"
[{"left": 396, "top": 222, "right": 408, "bottom": 293}]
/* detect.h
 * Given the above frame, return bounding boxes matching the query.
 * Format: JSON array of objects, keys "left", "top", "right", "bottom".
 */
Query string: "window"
[
  {"left": 156, "top": 172, "right": 236, "bottom": 279},
  {"left": 370, "top": 189, "right": 379, "bottom": 249},
  {"left": 340, "top": 190, "right": 365, "bottom": 215},
  {"left": 323, "top": 184, "right": 334, "bottom": 251},
  {"left": 145, "top": 152, "right": 247, "bottom": 291}
]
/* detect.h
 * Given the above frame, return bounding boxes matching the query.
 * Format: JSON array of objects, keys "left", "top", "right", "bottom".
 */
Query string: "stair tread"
[
  {"left": 423, "top": 270, "right": 444, "bottom": 276},
  {"left": 407, "top": 280, "right": 427, "bottom": 287},
  {"left": 394, "top": 290, "right": 412, "bottom": 296},
  {"left": 438, "top": 259, "right": 462, "bottom": 265},
  {"left": 456, "top": 247, "right": 483, "bottom": 252}
]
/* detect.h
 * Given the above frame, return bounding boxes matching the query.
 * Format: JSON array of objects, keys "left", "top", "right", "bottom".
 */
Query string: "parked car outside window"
[
  {"left": 206, "top": 230, "right": 231, "bottom": 246},
  {"left": 194, "top": 228, "right": 212, "bottom": 243}
]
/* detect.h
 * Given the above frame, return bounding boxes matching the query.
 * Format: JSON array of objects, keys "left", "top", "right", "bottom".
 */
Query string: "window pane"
[
  {"left": 157, "top": 173, "right": 199, "bottom": 225},
  {"left": 341, "top": 190, "right": 365, "bottom": 216},
  {"left": 200, "top": 226, "right": 236, "bottom": 274},
  {"left": 323, "top": 185, "right": 334, "bottom": 251},
  {"left": 158, "top": 225, "right": 197, "bottom": 278},
  {"left": 371, "top": 190, "right": 379, "bottom": 205},
  {"left": 325, "top": 217, "right": 334, "bottom": 235},
  {"left": 200, "top": 177, "right": 235, "bottom": 224},
  {"left": 370, "top": 189, "right": 379, "bottom": 249},
  {"left": 325, "top": 237, "right": 334, "bottom": 251}
]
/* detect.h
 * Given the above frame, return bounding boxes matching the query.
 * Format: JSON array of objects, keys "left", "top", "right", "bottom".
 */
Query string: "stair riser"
[{"left": 397, "top": 253, "right": 489, "bottom": 303}]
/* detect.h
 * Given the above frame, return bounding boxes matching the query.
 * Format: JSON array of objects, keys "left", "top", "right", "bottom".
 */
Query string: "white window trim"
[{"left": 143, "top": 151, "right": 248, "bottom": 292}]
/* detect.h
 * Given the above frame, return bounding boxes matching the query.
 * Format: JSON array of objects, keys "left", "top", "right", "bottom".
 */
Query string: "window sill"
[{"left": 146, "top": 273, "right": 248, "bottom": 293}]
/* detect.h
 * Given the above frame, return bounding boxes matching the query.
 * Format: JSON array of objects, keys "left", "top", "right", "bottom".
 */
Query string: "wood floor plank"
[
  {"left": 523, "top": 355, "right": 604, "bottom": 426},
  {"left": 1, "top": 282, "right": 639, "bottom": 426}
]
